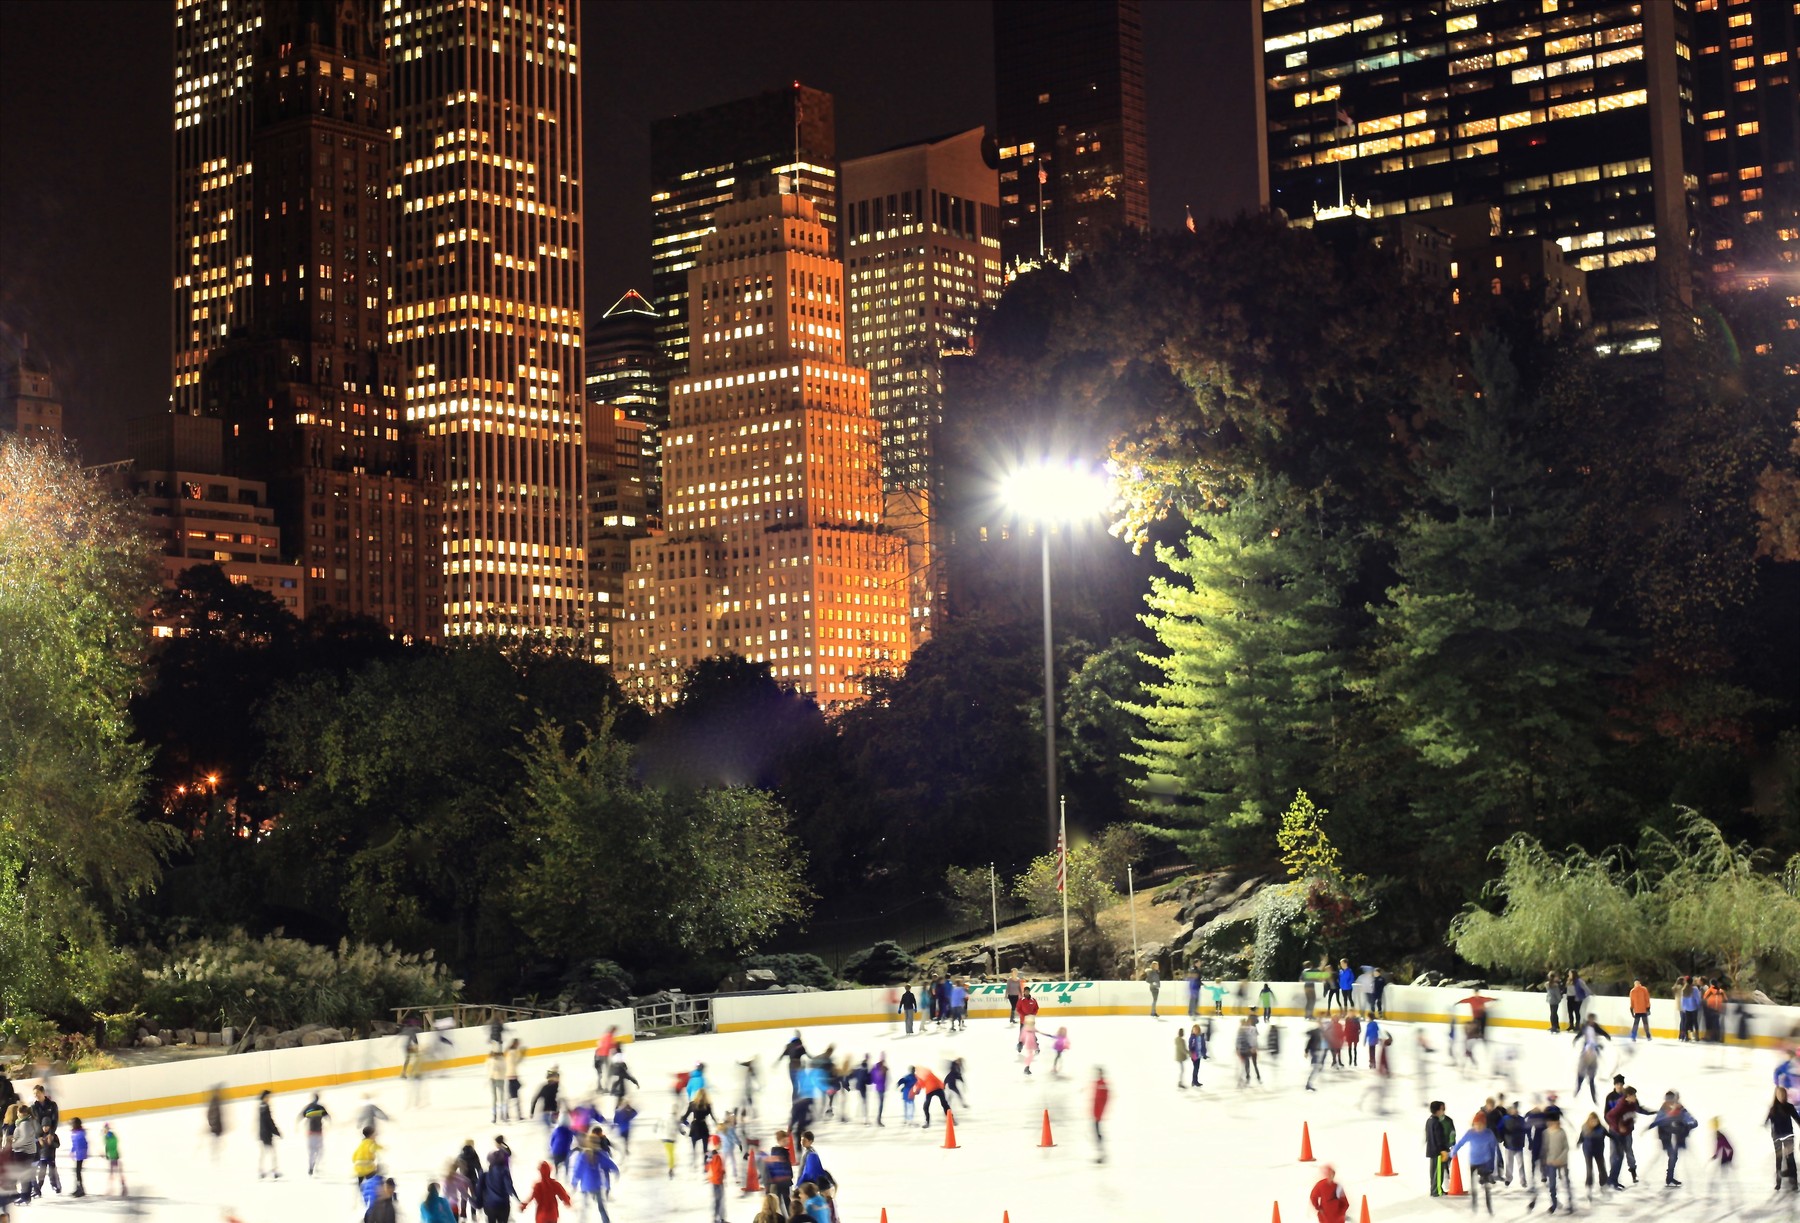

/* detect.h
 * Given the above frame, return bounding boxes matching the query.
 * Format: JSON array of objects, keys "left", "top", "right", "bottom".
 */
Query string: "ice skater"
[
  {"left": 1309, "top": 1163, "right": 1349, "bottom": 1223},
  {"left": 1022, "top": 1016, "right": 1040, "bottom": 1075},
  {"left": 255, "top": 1090, "right": 281, "bottom": 1179},
  {"left": 1235, "top": 1017, "right": 1262, "bottom": 1087},
  {"left": 1452, "top": 1112, "right": 1499, "bottom": 1214},
  {"left": 1091, "top": 1068, "right": 1110, "bottom": 1164}
]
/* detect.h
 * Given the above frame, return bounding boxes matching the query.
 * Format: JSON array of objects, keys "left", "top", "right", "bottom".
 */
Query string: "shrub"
[
  {"left": 740, "top": 953, "right": 836, "bottom": 990},
  {"left": 132, "top": 930, "right": 461, "bottom": 1032},
  {"left": 556, "top": 958, "right": 635, "bottom": 1012},
  {"left": 841, "top": 941, "right": 920, "bottom": 985}
]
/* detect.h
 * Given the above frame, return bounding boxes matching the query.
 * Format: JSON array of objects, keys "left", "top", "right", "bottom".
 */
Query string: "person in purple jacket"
[{"left": 870, "top": 1055, "right": 890, "bottom": 1127}]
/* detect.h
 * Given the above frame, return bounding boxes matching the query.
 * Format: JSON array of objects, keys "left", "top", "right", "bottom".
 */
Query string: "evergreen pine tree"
[
  {"left": 1361, "top": 339, "right": 1619, "bottom": 871},
  {"left": 1129, "top": 480, "right": 1358, "bottom": 864}
]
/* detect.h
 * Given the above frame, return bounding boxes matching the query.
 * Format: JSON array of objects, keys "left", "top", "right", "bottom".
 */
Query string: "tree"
[
  {"left": 506, "top": 720, "right": 810, "bottom": 963},
  {"left": 256, "top": 648, "right": 542, "bottom": 975},
  {"left": 0, "top": 438, "right": 173, "bottom": 1021},
  {"left": 1129, "top": 480, "right": 1360, "bottom": 865},
  {"left": 1276, "top": 789, "right": 1341, "bottom": 883},
  {"left": 1013, "top": 841, "right": 1118, "bottom": 934},
  {"left": 837, "top": 619, "right": 1045, "bottom": 875},
  {"left": 1359, "top": 340, "right": 1622, "bottom": 875},
  {"left": 1447, "top": 834, "right": 1644, "bottom": 978},
  {"left": 1642, "top": 808, "right": 1800, "bottom": 987}
]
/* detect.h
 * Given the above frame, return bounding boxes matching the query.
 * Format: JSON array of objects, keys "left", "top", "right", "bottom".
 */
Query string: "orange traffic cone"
[
  {"left": 1376, "top": 1132, "right": 1396, "bottom": 1177},
  {"left": 1299, "top": 1121, "right": 1315, "bottom": 1162},
  {"left": 741, "top": 1139, "right": 762, "bottom": 1194},
  {"left": 1272, "top": 1203, "right": 1283, "bottom": 1223},
  {"left": 1039, "top": 1109, "right": 1056, "bottom": 1148},
  {"left": 1359, "top": 1194, "right": 1372, "bottom": 1223},
  {"left": 942, "top": 1109, "right": 959, "bottom": 1149},
  {"left": 880, "top": 1213, "right": 888, "bottom": 1223},
  {"left": 1447, "top": 1156, "right": 1466, "bottom": 1196}
]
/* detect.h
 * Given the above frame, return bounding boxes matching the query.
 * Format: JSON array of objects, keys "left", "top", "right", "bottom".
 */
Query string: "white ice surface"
[{"left": 7, "top": 1009, "right": 1797, "bottom": 1223}]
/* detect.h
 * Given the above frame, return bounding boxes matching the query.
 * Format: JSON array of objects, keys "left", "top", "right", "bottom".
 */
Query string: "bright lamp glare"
[{"left": 1001, "top": 462, "right": 1113, "bottom": 523}]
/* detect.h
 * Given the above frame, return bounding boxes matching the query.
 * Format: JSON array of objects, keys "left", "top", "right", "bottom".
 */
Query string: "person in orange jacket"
[
  {"left": 1629, "top": 980, "right": 1652, "bottom": 1041},
  {"left": 522, "top": 1160, "right": 571, "bottom": 1223},
  {"left": 1309, "top": 1163, "right": 1349, "bottom": 1223},
  {"left": 704, "top": 1136, "right": 727, "bottom": 1223},
  {"left": 914, "top": 1066, "right": 950, "bottom": 1128}
]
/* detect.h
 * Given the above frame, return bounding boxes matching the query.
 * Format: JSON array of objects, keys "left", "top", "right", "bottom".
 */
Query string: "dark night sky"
[{"left": 0, "top": 0, "right": 1258, "bottom": 461}]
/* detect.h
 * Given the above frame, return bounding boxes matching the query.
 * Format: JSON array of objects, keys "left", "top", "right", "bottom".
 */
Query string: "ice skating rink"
[{"left": 9, "top": 1009, "right": 1795, "bottom": 1223}]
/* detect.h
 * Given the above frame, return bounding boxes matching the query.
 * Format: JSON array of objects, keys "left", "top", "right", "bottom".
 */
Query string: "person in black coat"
[{"left": 256, "top": 1090, "right": 282, "bottom": 1179}]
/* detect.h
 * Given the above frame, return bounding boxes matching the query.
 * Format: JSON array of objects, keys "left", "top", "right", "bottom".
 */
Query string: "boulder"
[
  {"left": 299, "top": 1028, "right": 343, "bottom": 1047},
  {"left": 158, "top": 1029, "right": 174, "bottom": 1046},
  {"left": 253, "top": 1036, "right": 277, "bottom": 1052},
  {"left": 138, "top": 1035, "right": 162, "bottom": 1049},
  {"left": 274, "top": 1032, "right": 301, "bottom": 1050},
  {"left": 176, "top": 1028, "right": 194, "bottom": 1046}
]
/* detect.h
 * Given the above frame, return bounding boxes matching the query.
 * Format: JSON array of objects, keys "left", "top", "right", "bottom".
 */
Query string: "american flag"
[{"left": 1055, "top": 825, "right": 1066, "bottom": 893}]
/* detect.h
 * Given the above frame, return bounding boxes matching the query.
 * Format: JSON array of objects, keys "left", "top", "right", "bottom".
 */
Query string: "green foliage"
[
  {"left": 942, "top": 865, "right": 995, "bottom": 922},
  {"left": 133, "top": 930, "right": 460, "bottom": 1032},
  {"left": 1357, "top": 340, "right": 1622, "bottom": 871},
  {"left": 1641, "top": 808, "right": 1800, "bottom": 987},
  {"left": 840, "top": 941, "right": 920, "bottom": 985},
  {"left": 740, "top": 953, "right": 836, "bottom": 991},
  {"left": 1276, "top": 789, "right": 1341, "bottom": 882},
  {"left": 1448, "top": 834, "right": 1642, "bottom": 977},
  {"left": 1012, "top": 837, "right": 1120, "bottom": 933},
  {"left": 1251, "top": 881, "right": 1310, "bottom": 980},
  {"left": 1129, "top": 480, "right": 1359, "bottom": 864},
  {"left": 0, "top": 438, "right": 173, "bottom": 1022},
  {"left": 1450, "top": 811, "right": 1800, "bottom": 988},
  {"left": 838, "top": 619, "right": 1046, "bottom": 874},
  {"left": 506, "top": 719, "right": 811, "bottom": 963}
]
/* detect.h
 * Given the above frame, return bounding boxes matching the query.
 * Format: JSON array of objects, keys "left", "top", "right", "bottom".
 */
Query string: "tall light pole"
[{"left": 1001, "top": 461, "right": 1113, "bottom": 851}]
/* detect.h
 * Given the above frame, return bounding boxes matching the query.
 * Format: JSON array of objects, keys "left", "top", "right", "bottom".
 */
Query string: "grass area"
[{"left": 923, "top": 881, "right": 1189, "bottom": 975}]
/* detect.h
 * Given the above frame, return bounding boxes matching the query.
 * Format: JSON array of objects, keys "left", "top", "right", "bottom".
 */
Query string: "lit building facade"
[
  {"left": 172, "top": 0, "right": 261, "bottom": 415},
  {"left": 107, "top": 414, "right": 304, "bottom": 632},
  {"left": 1258, "top": 0, "right": 1694, "bottom": 349},
  {"left": 649, "top": 84, "right": 838, "bottom": 381},
  {"left": 843, "top": 127, "right": 1005, "bottom": 649},
  {"left": 385, "top": 0, "right": 587, "bottom": 638},
  {"left": 1691, "top": 0, "right": 1798, "bottom": 372},
  {"left": 993, "top": 0, "right": 1150, "bottom": 269},
  {"left": 0, "top": 330, "right": 65, "bottom": 443},
  {"left": 843, "top": 127, "right": 1004, "bottom": 492},
  {"left": 585, "top": 402, "right": 649, "bottom": 668},
  {"left": 617, "top": 188, "right": 911, "bottom": 707},
  {"left": 200, "top": 2, "right": 440, "bottom": 640},
  {"left": 585, "top": 289, "right": 665, "bottom": 514},
  {"left": 172, "top": 0, "right": 440, "bottom": 639}
]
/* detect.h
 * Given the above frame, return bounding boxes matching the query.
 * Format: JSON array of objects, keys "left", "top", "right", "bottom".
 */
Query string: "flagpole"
[
  {"left": 990, "top": 862, "right": 1000, "bottom": 976},
  {"left": 1128, "top": 863, "right": 1140, "bottom": 974},
  {"left": 1060, "top": 797, "right": 1071, "bottom": 983}
]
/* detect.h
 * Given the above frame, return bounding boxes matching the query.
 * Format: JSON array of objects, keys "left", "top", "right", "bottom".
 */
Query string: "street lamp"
[{"left": 1000, "top": 460, "right": 1113, "bottom": 853}]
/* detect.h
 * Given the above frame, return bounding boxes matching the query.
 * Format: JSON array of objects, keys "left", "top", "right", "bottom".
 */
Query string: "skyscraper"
[
  {"left": 992, "top": 0, "right": 1150, "bottom": 269},
  {"left": 384, "top": 0, "right": 587, "bottom": 639},
  {"left": 172, "top": 0, "right": 260, "bottom": 416},
  {"left": 586, "top": 289, "right": 665, "bottom": 513},
  {"left": 585, "top": 402, "right": 649, "bottom": 668},
  {"left": 0, "top": 329, "right": 65, "bottom": 443},
  {"left": 174, "top": 0, "right": 439, "bottom": 640},
  {"left": 1258, "top": 0, "right": 1695, "bottom": 346},
  {"left": 843, "top": 128, "right": 1005, "bottom": 494},
  {"left": 649, "top": 84, "right": 837, "bottom": 381},
  {"left": 1691, "top": 0, "right": 1799, "bottom": 370},
  {"left": 616, "top": 186, "right": 911, "bottom": 708}
]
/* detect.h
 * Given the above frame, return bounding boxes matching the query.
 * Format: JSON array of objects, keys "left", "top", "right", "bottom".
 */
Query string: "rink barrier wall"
[
  {"left": 714, "top": 980, "right": 1800, "bottom": 1049},
  {"left": 14, "top": 1006, "right": 634, "bottom": 1122}
]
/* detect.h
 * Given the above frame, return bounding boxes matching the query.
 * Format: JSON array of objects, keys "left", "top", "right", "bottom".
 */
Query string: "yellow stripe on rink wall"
[{"left": 28, "top": 984, "right": 1798, "bottom": 1119}]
